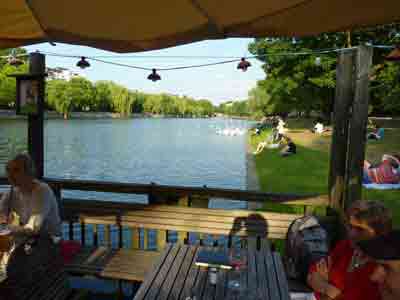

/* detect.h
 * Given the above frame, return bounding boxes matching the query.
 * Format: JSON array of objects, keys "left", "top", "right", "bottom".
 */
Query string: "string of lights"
[{"left": 0, "top": 44, "right": 398, "bottom": 81}]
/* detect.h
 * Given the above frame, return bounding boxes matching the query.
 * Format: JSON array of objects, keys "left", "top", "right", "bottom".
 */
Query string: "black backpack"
[{"left": 284, "top": 215, "right": 330, "bottom": 284}]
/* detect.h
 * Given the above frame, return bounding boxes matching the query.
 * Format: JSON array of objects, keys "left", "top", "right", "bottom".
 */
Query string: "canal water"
[{"left": 0, "top": 118, "right": 252, "bottom": 199}]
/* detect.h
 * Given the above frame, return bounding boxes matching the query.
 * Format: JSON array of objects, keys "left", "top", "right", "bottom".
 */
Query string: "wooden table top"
[{"left": 134, "top": 243, "right": 290, "bottom": 300}]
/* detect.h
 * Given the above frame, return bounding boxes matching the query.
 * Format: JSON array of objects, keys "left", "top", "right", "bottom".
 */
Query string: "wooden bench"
[{"left": 62, "top": 202, "right": 302, "bottom": 285}]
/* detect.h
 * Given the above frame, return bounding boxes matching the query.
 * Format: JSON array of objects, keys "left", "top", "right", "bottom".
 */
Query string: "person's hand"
[
  {"left": 316, "top": 257, "right": 330, "bottom": 281},
  {"left": 325, "top": 284, "right": 342, "bottom": 299}
]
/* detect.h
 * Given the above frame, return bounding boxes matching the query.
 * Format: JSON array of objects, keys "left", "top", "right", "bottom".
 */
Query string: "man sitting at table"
[{"left": 0, "top": 153, "right": 61, "bottom": 280}]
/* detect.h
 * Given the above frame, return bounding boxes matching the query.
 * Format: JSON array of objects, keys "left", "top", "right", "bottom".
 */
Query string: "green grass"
[{"left": 250, "top": 118, "right": 400, "bottom": 227}]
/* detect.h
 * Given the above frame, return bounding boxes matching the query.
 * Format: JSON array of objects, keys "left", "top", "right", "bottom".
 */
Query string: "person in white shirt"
[
  {"left": 0, "top": 153, "right": 61, "bottom": 278},
  {"left": 277, "top": 118, "right": 287, "bottom": 135},
  {"left": 314, "top": 122, "right": 324, "bottom": 134}
]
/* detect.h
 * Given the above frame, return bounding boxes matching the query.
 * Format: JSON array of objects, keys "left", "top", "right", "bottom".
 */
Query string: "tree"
[
  {"left": 248, "top": 24, "right": 400, "bottom": 118},
  {"left": 109, "top": 83, "right": 134, "bottom": 116},
  {"left": 46, "top": 80, "right": 72, "bottom": 118},
  {"left": 66, "top": 77, "right": 95, "bottom": 111},
  {"left": 371, "top": 62, "right": 400, "bottom": 114},
  {"left": 94, "top": 81, "right": 113, "bottom": 112},
  {"left": 0, "top": 50, "right": 28, "bottom": 108}
]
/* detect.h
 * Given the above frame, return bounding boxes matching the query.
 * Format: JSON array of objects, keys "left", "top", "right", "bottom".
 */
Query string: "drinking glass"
[{"left": 227, "top": 246, "right": 248, "bottom": 298}]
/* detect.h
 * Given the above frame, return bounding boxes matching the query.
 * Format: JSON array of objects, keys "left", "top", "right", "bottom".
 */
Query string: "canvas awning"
[{"left": 1, "top": 0, "right": 399, "bottom": 53}]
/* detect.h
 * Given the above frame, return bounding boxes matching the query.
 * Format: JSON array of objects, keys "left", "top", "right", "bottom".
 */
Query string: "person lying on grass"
[
  {"left": 367, "top": 126, "right": 385, "bottom": 140},
  {"left": 363, "top": 154, "right": 400, "bottom": 184}
]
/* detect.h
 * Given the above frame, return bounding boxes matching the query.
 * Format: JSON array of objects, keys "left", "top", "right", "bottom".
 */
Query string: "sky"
[{"left": 24, "top": 38, "right": 265, "bottom": 105}]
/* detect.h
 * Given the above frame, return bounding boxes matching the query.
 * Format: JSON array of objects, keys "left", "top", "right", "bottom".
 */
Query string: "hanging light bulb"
[
  {"left": 315, "top": 56, "right": 321, "bottom": 66},
  {"left": 147, "top": 69, "right": 161, "bottom": 81},
  {"left": 237, "top": 58, "right": 251, "bottom": 72},
  {"left": 76, "top": 57, "right": 90, "bottom": 69},
  {"left": 7, "top": 49, "right": 23, "bottom": 67},
  {"left": 385, "top": 45, "right": 400, "bottom": 62}
]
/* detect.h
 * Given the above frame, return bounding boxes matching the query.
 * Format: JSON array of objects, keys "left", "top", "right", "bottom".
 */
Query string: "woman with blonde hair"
[{"left": 307, "top": 200, "right": 392, "bottom": 300}]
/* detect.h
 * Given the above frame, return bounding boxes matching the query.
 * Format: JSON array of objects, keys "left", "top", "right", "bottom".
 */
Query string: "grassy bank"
[{"left": 249, "top": 118, "right": 400, "bottom": 226}]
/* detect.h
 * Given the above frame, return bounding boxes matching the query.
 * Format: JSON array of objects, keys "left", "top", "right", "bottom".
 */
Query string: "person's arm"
[
  {"left": 308, "top": 272, "right": 342, "bottom": 299},
  {"left": 25, "top": 185, "right": 52, "bottom": 233},
  {"left": 308, "top": 257, "right": 342, "bottom": 299},
  {"left": 9, "top": 185, "right": 51, "bottom": 235},
  {"left": 0, "top": 190, "right": 10, "bottom": 223}
]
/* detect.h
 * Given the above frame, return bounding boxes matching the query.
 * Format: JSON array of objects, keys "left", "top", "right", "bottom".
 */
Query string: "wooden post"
[
  {"left": 328, "top": 50, "right": 355, "bottom": 210},
  {"left": 28, "top": 53, "right": 45, "bottom": 178},
  {"left": 345, "top": 45, "right": 373, "bottom": 208},
  {"left": 131, "top": 228, "right": 140, "bottom": 249}
]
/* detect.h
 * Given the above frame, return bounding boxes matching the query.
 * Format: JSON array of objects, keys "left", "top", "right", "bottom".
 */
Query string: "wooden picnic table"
[{"left": 133, "top": 243, "right": 290, "bottom": 300}]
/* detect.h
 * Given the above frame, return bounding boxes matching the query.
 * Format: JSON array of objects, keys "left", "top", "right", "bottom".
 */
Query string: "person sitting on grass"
[
  {"left": 307, "top": 201, "right": 392, "bottom": 300},
  {"left": 277, "top": 117, "right": 288, "bottom": 135},
  {"left": 253, "top": 127, "right": 283, "bottom": 155},
  {"left": 367, "top": 126, "right": 385, "bottom": 140},
  {"left": 363, "top": 154, "right": 400, "bottom": 184},
  {"left": 280, "top": 135, "right": 297, "bottom": 157}
]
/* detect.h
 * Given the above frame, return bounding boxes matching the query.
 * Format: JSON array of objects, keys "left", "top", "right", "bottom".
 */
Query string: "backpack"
[{"left": 284, "top": 215, "right": 330, "bottom": 284}]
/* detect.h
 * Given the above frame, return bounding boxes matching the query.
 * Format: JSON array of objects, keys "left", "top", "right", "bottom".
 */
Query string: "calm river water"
[{"left": 0, "top": 117, "right": 254, "bottom": 208}]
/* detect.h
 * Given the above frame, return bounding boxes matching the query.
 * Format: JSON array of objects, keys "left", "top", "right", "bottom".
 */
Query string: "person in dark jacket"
[{"left": 280, "top": 136, "right": 297, "bottom": 157}]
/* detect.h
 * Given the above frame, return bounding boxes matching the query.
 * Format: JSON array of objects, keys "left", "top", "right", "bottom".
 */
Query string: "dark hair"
[
  {"left": 13, "top": 153, "right": 36, "bottom": 177},
  {"left": 393, "top": 154, "right": 400, "bottom": 168},
  {"left": 347, "top": 201, "right": 392, "bottom": 235}
]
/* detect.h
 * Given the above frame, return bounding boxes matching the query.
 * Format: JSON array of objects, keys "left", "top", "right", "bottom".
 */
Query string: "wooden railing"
[
  {"left": 0, "top": 176, "right": 329, "bottom": 206},
  {"left": 0, "top": 177, "right": 330, "bottom": 251}
]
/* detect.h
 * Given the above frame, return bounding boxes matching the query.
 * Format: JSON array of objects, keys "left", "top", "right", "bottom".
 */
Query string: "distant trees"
[
  {"left": 218, "top": 100, "right": 250, "bottom": 117},
  {"left": 44, "top": 77, "right": 215, "bottom": 118},
  {"left": 0, "top": 48, "right": 215, "bottom": 118}
]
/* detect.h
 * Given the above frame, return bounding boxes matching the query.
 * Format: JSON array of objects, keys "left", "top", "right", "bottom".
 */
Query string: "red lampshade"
[
  {"left": 385, "top": 45, "right": 400, "bottom": 62},
  {"left": 76, "top": 57, "right": 90, "bottom": 69},
  {"left": 237, "top": 58, "right": 251, "bottom": 71},
  {"left": 148, "top": 69, "right": 161, "bottom": 81}
]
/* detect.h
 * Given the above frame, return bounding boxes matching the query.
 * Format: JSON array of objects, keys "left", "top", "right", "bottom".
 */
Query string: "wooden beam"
[
  {"left": 328, "top": 50, "right": 355, "bottom": 210},
  {"left": 345, "top": 45, "right": 373, "bottom": 208},
  {"left": 28, "top": 53, "right": 45, "bottom": 178}
]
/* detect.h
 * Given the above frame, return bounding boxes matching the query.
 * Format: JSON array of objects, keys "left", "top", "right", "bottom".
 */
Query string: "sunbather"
[
  {"left": 367, "top": 126, "right": 385, "bottom": 140},
  {"left": 363, "top": 154, "right": 400, "bottom": 184}
]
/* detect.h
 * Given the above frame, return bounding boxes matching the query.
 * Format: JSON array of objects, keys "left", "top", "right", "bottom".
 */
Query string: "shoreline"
[
  {"left": 0, "top": 110, "right": 216, "bottom": 120},
  {"left": 245, "top": 134, "right": 262, "bottom": 209}
]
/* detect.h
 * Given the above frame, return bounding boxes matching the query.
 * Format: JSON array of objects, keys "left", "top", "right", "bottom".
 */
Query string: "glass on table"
[{"left": 227, "top": 245, "right": 248, "bottom": 298}]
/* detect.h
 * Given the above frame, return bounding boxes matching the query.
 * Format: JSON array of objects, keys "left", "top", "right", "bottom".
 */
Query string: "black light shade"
[
  {"left": 385, "top": 45, "right": 400, "bottom": 62},
  {"left": 237, "top": 58, "right": 251, "bottom": 71},
  {"left": 77, "top": 57, "right": 90, "bottom": 69},
  {"left": 7, "top": 56, "right": 24, "bottom": 67},
  {"left": 148, "top": 69, "right": 161, "bottom": 81}
]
